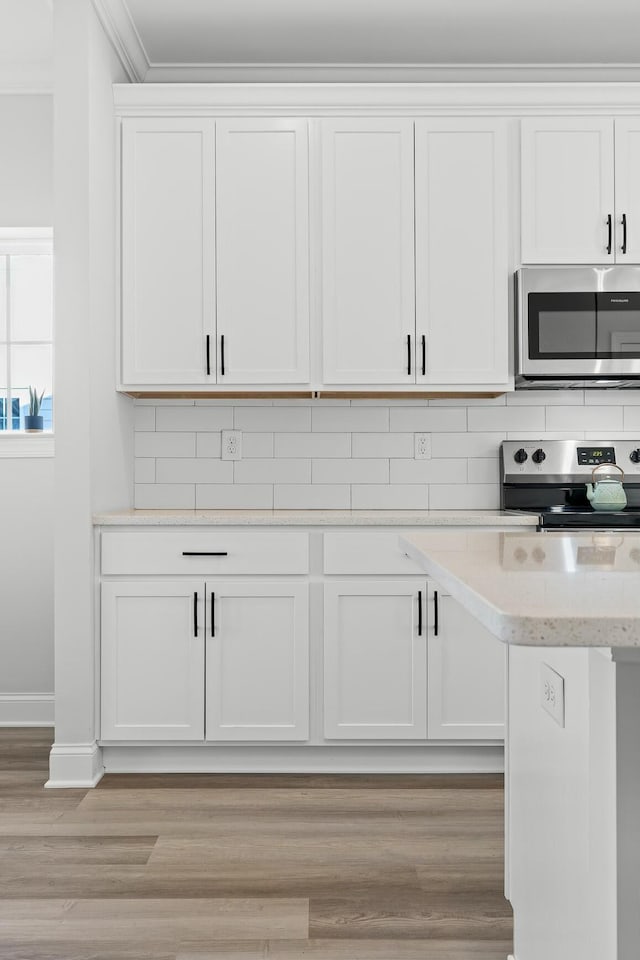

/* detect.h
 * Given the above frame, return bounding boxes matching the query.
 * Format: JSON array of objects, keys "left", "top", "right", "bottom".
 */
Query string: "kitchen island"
[{"left": 401, "top": 530, "right": 640, "bottom": 960}]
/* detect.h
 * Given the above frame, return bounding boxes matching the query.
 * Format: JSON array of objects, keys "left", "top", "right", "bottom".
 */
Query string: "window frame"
[{"left": 0, "top": 228, "right": 54, "bottom": 458}]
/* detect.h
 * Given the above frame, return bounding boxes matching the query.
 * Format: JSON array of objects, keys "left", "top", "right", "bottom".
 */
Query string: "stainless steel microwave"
[{"left": 516, "top": 266, "right": 640, "bottom": 389}]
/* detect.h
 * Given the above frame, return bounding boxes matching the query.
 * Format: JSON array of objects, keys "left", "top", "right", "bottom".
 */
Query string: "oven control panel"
[{"left": 576, "top": 446, "right": 616, "bottom": 466}]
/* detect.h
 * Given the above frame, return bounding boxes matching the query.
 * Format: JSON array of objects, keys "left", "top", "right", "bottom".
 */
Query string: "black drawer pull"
[
  {"left": 434, "top": 590, "right": 439, "bottom": 636},
  {"left": 193, "top": 591, "right": 198, "bottom": 638},
  {"left": 418, "top": 590, "right": 423, "bottom": 636},
  {"left": 182, "top": 551, "right": 228, "bottom": 556},
  {"left": 206, "top": 334, "right": 211, "bottom": 376},
  {"left": 221, "top": 334, "right": 225, "bottom": 376},
  {"left": 622, "top": 213, "right": 628, "bottom": 255},
  {"left": 606, "top": 213, "right": 613, "bottom": 255},
  {"left": 211, "top": 592, "right": 215, "bottom": 637},
  {"left": 407, "top": 334, "right": 412, "bottom": 376}
]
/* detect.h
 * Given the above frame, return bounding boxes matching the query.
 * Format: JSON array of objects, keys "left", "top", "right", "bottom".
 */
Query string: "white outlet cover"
[
  {"left": 541, "top": 662, "right": 565, "bottom": 728},
  {"left": 221, "top": 429, "right": 242, "bottom": 461},
  {"left": 414, "top": 433, "right": 432, "bottom": 460}
]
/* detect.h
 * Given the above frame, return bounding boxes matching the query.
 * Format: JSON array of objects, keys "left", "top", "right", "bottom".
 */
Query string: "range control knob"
[
  {"left": 513, "top": 448, "right": 528, "bottom": 464},
  {"left": 630, "top": 449, "right": 640, "bottom": 464},
  {"left": 532, "top": 448, "right": 546, "bottom": 464}
]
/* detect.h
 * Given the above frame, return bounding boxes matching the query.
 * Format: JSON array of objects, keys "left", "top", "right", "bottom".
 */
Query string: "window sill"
[{"left": 0, "top": 434, "right": 54, "bottom": 458}]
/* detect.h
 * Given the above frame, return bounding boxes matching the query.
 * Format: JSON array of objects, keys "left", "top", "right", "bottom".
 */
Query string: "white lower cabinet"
[
  {"left": 427, "top": 587, "right": 506, "bottom": 740},
  {"left": 205, "top": 582, "right": 309, "bottom": 741},
  {"left": 323, "top": 581, "right": 428, "bottom": 739},
  {"left": 101, "top": 580, "right": 205, "bottom": 741},
  {"left": 101, "top": 579, "right": 309, "bottom": 742}
]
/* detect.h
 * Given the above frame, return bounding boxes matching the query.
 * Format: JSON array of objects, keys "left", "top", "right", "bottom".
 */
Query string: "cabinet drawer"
[
  {"left": 323, "top": 532, "right": 427, "bottom": 575},
  {"left": 101, "top": 531, "right": 309, "bottom": 575}
]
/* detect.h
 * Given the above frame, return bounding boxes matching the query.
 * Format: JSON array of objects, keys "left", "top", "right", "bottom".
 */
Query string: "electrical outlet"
[
  {"left": 221, "top": 430, "right": 242, "bottom": 461},
  {"left": 414, "top": 433, "right": 432, "bottom": 460},
  {"left": 541, "top": 663, "right": 565, "bottom": 727}
]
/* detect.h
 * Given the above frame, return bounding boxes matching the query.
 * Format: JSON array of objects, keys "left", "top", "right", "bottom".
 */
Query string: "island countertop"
[{"left": 401, "top": 530, "right": 640, "bottom": 648}]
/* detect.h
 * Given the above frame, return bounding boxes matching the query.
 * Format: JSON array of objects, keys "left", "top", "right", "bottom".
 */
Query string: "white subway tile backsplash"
[
  {"left": 352, "top": 433, "right": 414, "bottom": 458},
  {"left": 390, "top": 459, "right": 467, "bottom": 484},
  {"left": 133, "top": 396, "right": 639, "bottom": 511},
  {"left": 468, "top": 406, "right": 545, "bottom": 433},
  {"left": 243, "top": 433, "right": 275, "bottom": 458},
  {"left": 234, "top": 459, "right": 311, "bottom": 484},
  {"left": 135, "top": 483, "right": 195, "bottom": 509},
  {"left": 467, "top": 458, "right": 501, "bottom": 484},
  {"left": 429, "top": 484, "right": 500, "bottom": 510},
  {"left": 196, "top": 485, "right": 273, "bottom": 509},
  {"left": 234, "top": 406, "right": 311, "bottom": 432},
  {"left": 351, "top": 484, "right": 429, "bottom": 510},
  {"left": 545, "top": 406, "right": 623, "bottom": 432},
  {"left": 273, "top": 484, "right": 351, "bottom": 509},
  {"left": 135, "top": 432, "right": 196, "bottom": 458},
  {"left": 389, "top": 407, "right": 467, "bottom": 432},
  {"left": 275, "top": 433, "right": 351, "bottom": 458},
  {"left": 156, "top": 406, "right": 233, "bottom": 432},
  {"left": 156, "top": 458, "right": 233, "bottom": 484},
  {"left": 196, "top": 432, "right": 223, "bottom": 458},
  {"left": 134, "top": 458, "right": 155, "bottom": 484},
  {"left": 134, "top": 405, "right": 156, "bottom": 430},
  {"left": 431, "top": 432, "right": 503, "bottom": 459},
  {"left": 312, "top": 458, "right": 389, "bottom": 484},
  {"left": 312, "top": 407, "right": 389, "bottom": 432}
]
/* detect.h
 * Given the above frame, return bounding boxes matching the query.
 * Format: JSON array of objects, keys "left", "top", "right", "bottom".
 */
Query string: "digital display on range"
[{"left": 577, "top": 446, "right": 616, "bottom": 466}]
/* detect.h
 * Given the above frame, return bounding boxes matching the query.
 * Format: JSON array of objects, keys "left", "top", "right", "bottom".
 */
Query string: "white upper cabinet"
[
  {"left": 521, "top": 118, "right": 615, "bottom": 264},
  {"left": 613, "top": 119, "right": 640, "bottom": 263},
  {"left": 415, "top": 119, "right": 509, "bottom": 384},
  {"left": 121, "top": 118, "right": 216, "bottom": 385},
  {"left": 215, "top": 120, "right": 310, "bottom": 383},
  {"left": 321, "top": 120, "right": 416, "bottom": 384}
]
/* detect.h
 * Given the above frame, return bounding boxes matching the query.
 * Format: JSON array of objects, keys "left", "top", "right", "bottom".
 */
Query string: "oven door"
[{"left": 517, "top": 266, "right": 640, "bottom": 378}]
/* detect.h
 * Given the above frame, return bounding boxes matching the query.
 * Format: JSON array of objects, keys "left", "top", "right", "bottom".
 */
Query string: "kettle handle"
[{"left": 592, "top": 462, "right": 625, "bottom": 481}]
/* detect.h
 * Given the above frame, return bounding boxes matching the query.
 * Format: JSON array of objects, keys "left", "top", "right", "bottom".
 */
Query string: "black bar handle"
[
  {"left": 407, "top": 334, "right": 411, "bottom": 376},
  {"left": 211, "top": 592, "right": 215, "bottom": 637},
  {"left": 221, "top": 335, "right": 225, "bottom": 376},
  {"left": 182, "top": 551, "right": 228, "bottom": 557},
  {"left": 206, "top": 334, "right": 211, "bottom": 376},
  {"left": 421, "top": 334, "right": 426, "bottom": 377},
  {"left": 418, "top": 590, "right": 423, "bottom": 636},
  {"left": 607, "top": 214, "right": 613, "bottom": 255},
  {"left": 434, "top": 590, "right": 439, "bottom": 637},
  {"left": 622, "top": 213, "right": 628, "bottom": 255},
  {"left": 193, "top": 591, "right": 198, "bottom": 638}
]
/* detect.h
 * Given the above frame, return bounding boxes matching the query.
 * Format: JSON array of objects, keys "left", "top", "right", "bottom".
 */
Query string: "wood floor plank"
[{"left": 0, "top": 729, "right": 512, "bottom": 957}]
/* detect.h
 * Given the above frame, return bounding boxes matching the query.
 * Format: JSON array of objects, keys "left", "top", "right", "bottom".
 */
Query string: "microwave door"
[
  {"left": 595, "top": 293, "right": 640, "bottom": 361},
  {"left": 525, "top": 292, "right": 597, "bottom": 374}
]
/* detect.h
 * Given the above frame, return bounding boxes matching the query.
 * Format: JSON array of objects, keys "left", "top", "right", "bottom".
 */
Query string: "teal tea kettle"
[{"left": 586, "top": 463, "right": 627, "bottom": 512}]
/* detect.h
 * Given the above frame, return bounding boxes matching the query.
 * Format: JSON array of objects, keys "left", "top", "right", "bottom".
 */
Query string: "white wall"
[
  {"left": 50, "top": 0, "right": 133, "bottom": 785},
  {"left": 0, "top": 93, "right": 54, "bottom": 725}
]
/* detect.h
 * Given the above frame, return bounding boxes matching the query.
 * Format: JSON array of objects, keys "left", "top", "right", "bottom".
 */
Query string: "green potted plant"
[{"left": 24, "top": 386, "right": 45, "bottom": 432}]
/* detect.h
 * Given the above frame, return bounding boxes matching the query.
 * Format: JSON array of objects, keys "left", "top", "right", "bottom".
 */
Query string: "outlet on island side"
[
  {"left": 221, "top": 430, "right": 242, "bottom": 461},
  {"left": 414, "top": 433, "right": 432, "bottom": 460},
  {"left": 541, "top": 662, "right": 565, "bottom": 728}
]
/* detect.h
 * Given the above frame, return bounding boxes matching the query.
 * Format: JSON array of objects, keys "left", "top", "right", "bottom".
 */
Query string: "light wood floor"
[{"left": 0, "top": 729, "right": 512, "bottom": 959}]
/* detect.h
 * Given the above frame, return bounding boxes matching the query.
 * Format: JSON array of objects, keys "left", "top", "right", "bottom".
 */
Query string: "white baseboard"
[
  {"left": 102, "top": 743, "right": 504, "bottom": 775},
  {"left": 45, "top": 741, "right": 104, "bottom": 788},
  {"left": 0, "top": 693, "right": 54, "bottom": 726}
]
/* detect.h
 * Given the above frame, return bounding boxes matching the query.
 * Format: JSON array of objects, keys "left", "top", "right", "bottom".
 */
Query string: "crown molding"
[
  {"left": 91, "top": 0, "right": 149, "bottom": 82},
  {"left": 113, "top": 80, "right": 640, "bottom": 116},
  {"left": 142, "top": 62, "right": 640, "bottom": 85}
]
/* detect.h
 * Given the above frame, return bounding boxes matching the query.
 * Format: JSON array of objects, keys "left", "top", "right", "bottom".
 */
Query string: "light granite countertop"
[
  {"left": 93, "top": 508, "right": 538, "bottom": 527},
  {"left": 401, "top": 530, "right": 640, "bottom": 648}
]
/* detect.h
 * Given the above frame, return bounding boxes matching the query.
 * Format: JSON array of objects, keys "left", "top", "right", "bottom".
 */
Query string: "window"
[{"left": 0, "top": 230, "right": 53, "bottom": 435}]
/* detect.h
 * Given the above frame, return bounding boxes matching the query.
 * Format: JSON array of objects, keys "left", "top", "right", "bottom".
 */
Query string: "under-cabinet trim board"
[
  {"left": 101, "top": 743, "right": 504, "bottom": 774},
  {"left": 122, "top": 390, "right": 505, "bottom": 399}
]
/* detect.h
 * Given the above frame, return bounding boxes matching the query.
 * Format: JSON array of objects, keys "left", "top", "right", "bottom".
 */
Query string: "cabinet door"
[
  {"left": 321, "top": 120, "right": 416, "bottom": 384},
  {"left": 121, "top": 118, "right": 216, "bottom": 385},
  {"left": 521, "top": 118, "right": 614, "bottom": 264},
  {"left": 427, "top": 588, "right": 505, "bottom": 740},
  {"left": 323, "top": 581, "right": 427, "bottom": 739},
  {"left": 205, "top": 582, "right": 309, "bottom": 741},
  {"left": 415, "top": 119, "right": 509, "bottom": 384},
  {"left": 101, "top": 581, "right": 204, "bottom": 741},
  {"left": 614, "top": 119, "right": 640, "bottom": 264},
  {"left": 216, "top": 120, "right": 310, "bottom": 383}
]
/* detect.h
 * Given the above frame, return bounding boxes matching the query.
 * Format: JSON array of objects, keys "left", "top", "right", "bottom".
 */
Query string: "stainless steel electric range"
[{"left": 501, "top": 439, "right": 640, "bottom": 530}]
